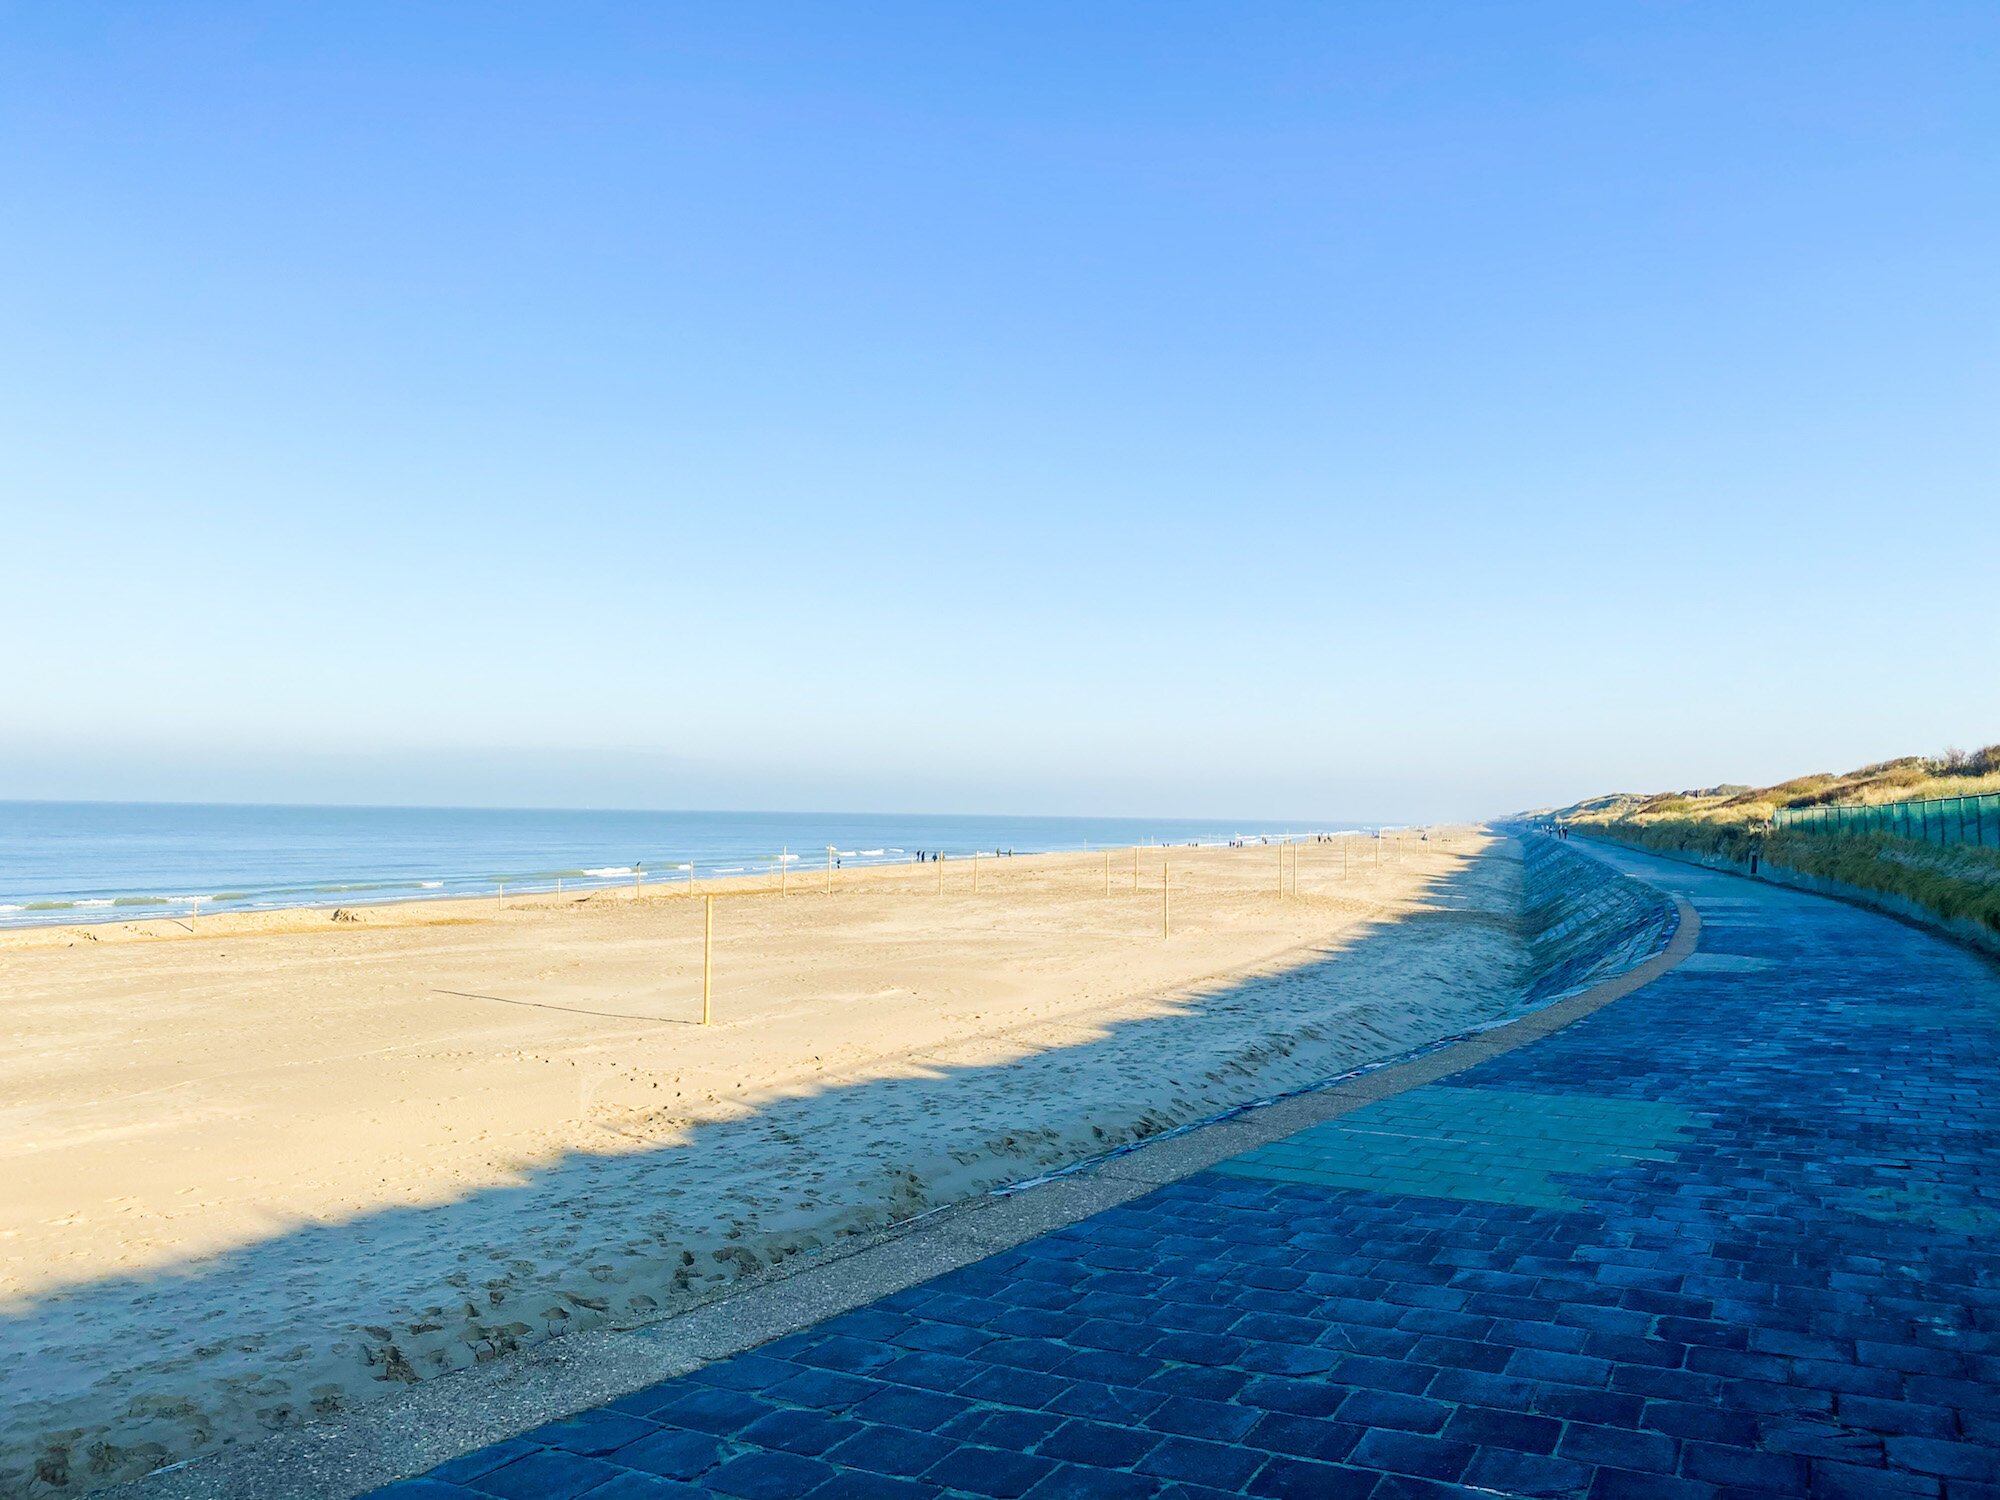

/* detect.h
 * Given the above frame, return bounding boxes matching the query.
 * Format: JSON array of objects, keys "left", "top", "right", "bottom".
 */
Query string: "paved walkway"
[{"left": 374, "top": 842, "right": 2000, "bottom": 1500}]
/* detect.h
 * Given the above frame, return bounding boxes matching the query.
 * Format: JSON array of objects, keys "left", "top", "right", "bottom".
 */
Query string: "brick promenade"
[{"left": 374, "top": 842, "right": 2000, "bottom": 1500}]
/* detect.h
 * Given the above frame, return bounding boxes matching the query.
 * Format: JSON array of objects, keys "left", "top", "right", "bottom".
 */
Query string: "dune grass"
[
  {"left": 1552, "top": 747, "right": 2000, "bottom": 937},
  {"left": 1761, "top": 831, "right": 2000, "bottom": 932}
]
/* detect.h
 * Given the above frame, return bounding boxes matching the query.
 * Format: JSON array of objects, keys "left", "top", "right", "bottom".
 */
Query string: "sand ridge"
[{"left": 1, "top": 832, "right": 1521, "bottom": 1495}]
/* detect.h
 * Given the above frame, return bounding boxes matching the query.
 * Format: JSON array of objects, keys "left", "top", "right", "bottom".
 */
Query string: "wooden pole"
[
  {"left": 702, "top": 894, "right": 713, "bottom": 1025},
  {"left": 826, "top": 846, "right": 834, "bottom": 894},
  {"left": 634, "top": 865, "right": 642, "bottom": 900},
  {"left": 190, "top": 895, "right": 199, "bottom": 930},
  {"left": 973, "top": 851, "right": 980, "bottom": 894},
  {"left": 1277, "top": 841, "right": 1284, "bottom": 898},
  {"left": 1163, "top": 855, "right": 1170, "bottom": 939},
  {"left": 780, "top": 848, "right": 787, "bottom": 896},
  {"left": 1133, "top": 845, "right": 1139, "bottom": 892},
  {"left": 498, "top": 881, "right": 504, "bottom": 912},
  {"left": 1104, "top": 849, "right": 1110, "bottom": 896},
  {"left": 937, "top": 852, "right": 944, "bottom": 896}
]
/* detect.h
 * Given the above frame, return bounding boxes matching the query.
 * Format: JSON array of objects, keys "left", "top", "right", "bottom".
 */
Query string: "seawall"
[{"left": 1514, "top": 830, "right": 1681, "bottom": 1006}]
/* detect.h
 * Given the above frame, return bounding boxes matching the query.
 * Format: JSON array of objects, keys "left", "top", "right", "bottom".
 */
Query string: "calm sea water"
[{"left": 0, "top": 802, "right": 1364, "bottom": 928}]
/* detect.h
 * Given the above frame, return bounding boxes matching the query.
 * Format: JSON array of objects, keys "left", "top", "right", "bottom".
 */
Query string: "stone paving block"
[
  {"left": 1019, "top": 1462, "right": 1157, "bottom": 1499},
  {"left": 464, "top": 1449, "right": 620, "bottom": 1498},
  {"left": 517, "top": 1408, "right": 657, "bottom": 1456},
  {"left": 580, "top": 1475, "right": 709, "bottom": 1499},
  {"left": 421, "top": 1439, "right": 538, "bottom": 1484},
  {"left": 1350, "top": 1427, "right": 1474, "bottom": 1481},
  {"left": 736, "top": 1406, "right": 860, "bottom": 1456},
  {"left": 820, "top": 1423, "right": 953, "bottom": 1477},
  {"left": 801, "top": 1475, "right": 938, "bottom": 1500},
  {"left": 1441, "top": 1403, "right": 1562, "bottom": 1453},
  {"left": 1246, "top": 1455, "right": 1379, "bottom": 1497},
  {"left": 704, "top": 1450, "right": 837, "bottom": 1499},
  {"left": 606, "top": 1426, "right": 728, "bottom": 1480}
]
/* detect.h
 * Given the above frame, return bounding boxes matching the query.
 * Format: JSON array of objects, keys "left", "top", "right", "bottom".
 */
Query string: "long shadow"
[
  {"left": 429, "top": 989, "right": 704, "bottom": 1026},
  {"left": 1, "top": 845, "right": 1643, "bottom": 1498}
]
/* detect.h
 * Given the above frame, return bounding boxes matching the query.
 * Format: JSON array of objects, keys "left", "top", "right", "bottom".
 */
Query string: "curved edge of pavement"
[{"left": 125, "top": 864, "right": 1703, "bottom": 1500}]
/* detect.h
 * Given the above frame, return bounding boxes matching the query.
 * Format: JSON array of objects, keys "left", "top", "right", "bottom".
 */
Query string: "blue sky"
[{"left": 3, "top": 3, "right": 1995, "bottom": 820}]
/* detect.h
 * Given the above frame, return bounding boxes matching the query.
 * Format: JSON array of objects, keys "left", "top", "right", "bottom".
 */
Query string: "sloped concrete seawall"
[{"left": 1516, "top": 830, "right": 1681, "bottom": 1006}]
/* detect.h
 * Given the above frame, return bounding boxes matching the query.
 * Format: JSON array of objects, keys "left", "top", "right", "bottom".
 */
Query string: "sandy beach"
[{"left": 2, "top": 832, "right": 1533, "bottom": 1495}]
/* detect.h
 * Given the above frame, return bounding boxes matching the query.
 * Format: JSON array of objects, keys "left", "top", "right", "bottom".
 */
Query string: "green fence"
[{"left": 1773, "top": 792, "right": 2000, "bottom": 850}]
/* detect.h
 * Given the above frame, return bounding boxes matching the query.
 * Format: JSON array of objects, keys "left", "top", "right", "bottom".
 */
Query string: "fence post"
[{"left": 702, "top": 894, "right": 713, "bottom": 1025}]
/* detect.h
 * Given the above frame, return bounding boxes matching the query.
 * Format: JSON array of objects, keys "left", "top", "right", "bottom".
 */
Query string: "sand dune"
[{"left": 0, "top": 833, "right": 1526, "bottom": 1496}]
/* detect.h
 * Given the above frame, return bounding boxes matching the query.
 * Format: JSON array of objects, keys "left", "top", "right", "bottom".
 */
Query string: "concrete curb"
[{"left": 123, "top": 877, "right": 1701, "bottom": 1500}]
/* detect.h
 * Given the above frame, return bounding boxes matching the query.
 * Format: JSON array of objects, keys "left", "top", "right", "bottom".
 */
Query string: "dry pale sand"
[{"left": 2, "top": 832, "right": 1525, "bottom": 1496}]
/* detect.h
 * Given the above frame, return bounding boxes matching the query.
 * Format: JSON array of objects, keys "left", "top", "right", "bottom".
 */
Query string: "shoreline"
[
  {"left": 0, "top": 801, "right": 1379, "bottom": 935},
  {"left": 0, "top": 832, "right": 1390, "bottom": 949}
]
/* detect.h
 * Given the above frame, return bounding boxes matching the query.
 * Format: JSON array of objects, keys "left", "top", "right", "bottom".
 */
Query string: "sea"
[{"left": 0, "top": 802, "right": 1369, "bottom": 929}]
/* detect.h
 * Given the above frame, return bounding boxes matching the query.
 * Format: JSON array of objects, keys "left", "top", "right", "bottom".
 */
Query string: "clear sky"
[{"left": 3, "top": 4, "right": 1995, "bottom": 821}]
